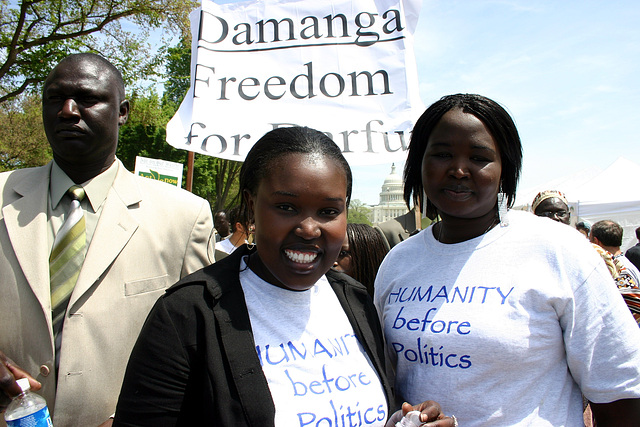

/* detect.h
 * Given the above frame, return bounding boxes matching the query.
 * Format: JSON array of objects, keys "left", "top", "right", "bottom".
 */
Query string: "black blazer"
[{"left": 113, "top": 245, "right": 392, "bottom": 426}]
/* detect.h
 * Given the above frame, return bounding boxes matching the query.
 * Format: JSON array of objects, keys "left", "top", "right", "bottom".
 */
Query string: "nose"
[
  {"left": 59, "top": 98, "right": 80, "bottom": 118},
  {"left": 448, "top": 158, "right": 469, "bottom": 179},
  {"left": 295, "top": 216, "right": 321, "bottom": 240}
]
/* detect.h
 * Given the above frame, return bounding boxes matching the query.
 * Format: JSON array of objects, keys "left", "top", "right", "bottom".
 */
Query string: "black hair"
[
  {"left": 403, "top": 94, "right": 523, "bottom": 219},
  {"left": 576, "top": 221, "right": 591, "bottom": 233},
  {"left": 226, "top": 206, "right": 244, "bottom": 232},
  {"left": 591, "top": 220, "right": 623, "bottom": 247},
  {"left": 46, "top": 53, "right": 126, "bottom": 100},
  {"left": 345, "top": 223, "right": 388, "bottom": 297},
  {"left": 238, "top": 126, "right": 352, "bottom": 231}
]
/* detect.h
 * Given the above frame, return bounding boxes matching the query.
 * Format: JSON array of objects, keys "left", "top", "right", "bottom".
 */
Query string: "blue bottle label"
[{"left": 6, "top": 406, "right": 53, "bottom": 427}]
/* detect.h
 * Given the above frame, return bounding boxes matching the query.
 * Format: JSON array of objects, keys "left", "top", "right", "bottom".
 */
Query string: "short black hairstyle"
[
  {"left": 403, "top": 94, "right": 523, "bottom": 220},
  {"left": 591, "top": 220, "right": 623, "bottom": 247},
  {"left": 238, "top": 126, "right": 352, "bottom": 231},
  {"left": 45, "top": 53, "right": 125, "bottom": 100}
]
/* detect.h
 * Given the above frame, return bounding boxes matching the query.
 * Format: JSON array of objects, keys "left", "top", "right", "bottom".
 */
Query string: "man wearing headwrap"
[{"left": 531, "top": 190, "right": 571, "bottom": 225}]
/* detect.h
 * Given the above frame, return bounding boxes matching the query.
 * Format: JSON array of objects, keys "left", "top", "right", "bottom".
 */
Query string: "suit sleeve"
[
  {"left": 112, "top": 297, "right": 191, "bottom": 426},
  {"left": 181, "top": 199, "right": 215, "bottom": 277}
]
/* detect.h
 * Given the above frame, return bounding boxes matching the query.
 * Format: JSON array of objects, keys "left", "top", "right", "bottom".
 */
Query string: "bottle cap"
[{"left": 16, "top": 378, "right": 31, "bottom": 392}]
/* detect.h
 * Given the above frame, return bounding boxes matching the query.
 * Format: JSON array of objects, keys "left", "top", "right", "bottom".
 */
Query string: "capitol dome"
[
  {"left": 369, "top": 163, "right": 409, "bottom": 224},
  {"left": 379, "top": 163, "right": 403, "bottom": 204}
]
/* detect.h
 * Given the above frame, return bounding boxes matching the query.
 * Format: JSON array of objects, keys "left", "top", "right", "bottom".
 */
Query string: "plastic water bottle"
[
  {"left": 4, "top": 378, "right": 53, "bottom": 427},
  {"left": 395, "top": 410, "right": 422, "bottom": 427}
]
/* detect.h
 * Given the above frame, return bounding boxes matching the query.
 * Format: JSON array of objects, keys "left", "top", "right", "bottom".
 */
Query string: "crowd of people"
[{"left": 1, "top": 53, "right": 639, "bottom": 427}]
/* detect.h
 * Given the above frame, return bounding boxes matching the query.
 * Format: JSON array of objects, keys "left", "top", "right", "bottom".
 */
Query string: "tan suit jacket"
[
  {"left": 0, "top": 161, "right": 215, "bottom": 426},
  {"left": 374, "top": 209, "right": 420, "bottom": 250}
]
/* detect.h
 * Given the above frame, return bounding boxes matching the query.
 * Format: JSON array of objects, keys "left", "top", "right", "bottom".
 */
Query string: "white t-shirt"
[
  {"left": 215, "top": 236, "right": 241, "bottom": 254},
  {"left": 240, "top": 260, "right": 388, "bottom": 427},
  {"left": 374, "top": 210, "right": 640, "bottom": 427}
]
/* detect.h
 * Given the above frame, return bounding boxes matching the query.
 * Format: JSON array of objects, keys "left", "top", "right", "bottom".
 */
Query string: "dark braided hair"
[{"left": 345, "top": 223, "right": 388, "bottom": 297}]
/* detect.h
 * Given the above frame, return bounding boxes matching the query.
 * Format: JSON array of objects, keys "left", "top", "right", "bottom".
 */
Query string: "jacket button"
[{"left": 39, "top": 365, "right": 50, "bottom": 377}]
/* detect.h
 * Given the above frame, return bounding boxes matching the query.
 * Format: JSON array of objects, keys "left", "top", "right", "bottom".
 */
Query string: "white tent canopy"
[{"left": 515, "top": 157, "right": 640, "bottom": 251}]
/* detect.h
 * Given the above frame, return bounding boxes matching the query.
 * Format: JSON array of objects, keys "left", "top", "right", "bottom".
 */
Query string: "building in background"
[{"left": 369, "top": 164, "right": 409, "bottom": 225}]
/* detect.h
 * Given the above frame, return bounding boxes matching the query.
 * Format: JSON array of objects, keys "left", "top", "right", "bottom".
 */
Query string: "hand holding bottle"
[
  {"left": 0, "top": 350, "right": 41, "bottom": 413},
  {"left": 4, "top": 378, "right": 52, "bottom": 426}
]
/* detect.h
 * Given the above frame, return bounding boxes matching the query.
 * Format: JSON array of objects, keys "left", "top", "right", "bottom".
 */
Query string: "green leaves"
[{"left": 0, "top": 0, "right": 197, "bottom": 103}]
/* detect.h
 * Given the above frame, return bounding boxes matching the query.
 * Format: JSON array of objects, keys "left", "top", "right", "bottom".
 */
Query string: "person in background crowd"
[
  {"left": 533, "top": 192, "right": 617, "bottom": 284},
  {"left": 375, "top": 209, "right": 421, "bottom": 250},
  {"left": 531, "top": 190, "right": 571, "bottom": 225},
  {"left": 112, "top": 126, "right": 456, "bottom": 427},
  {"left": 213, "top": 209, "right": 230, "bottom": 242},
  {"left": 590, "top": 239, "right": 621, "bottom": 283},
  {"left": 591, "top": 220, "right": 640, "bottom": 289},
  {"left": 215, "top": 205, "right": 249, "bottom": 255},
  {"left": 0, "top": 53, "right": 215, "bottom": 427},
  {"left": 625, "top": 227, "right": 640, "bottom": 271},
  {"left": 333, "top": 223, "right": 389, "bottom": 297},
  {"left": 576, "top": 220, "right": 591, "bottom": 238},
  {"left": 375, "top": 93, "right": 640, "bottom": 426}
]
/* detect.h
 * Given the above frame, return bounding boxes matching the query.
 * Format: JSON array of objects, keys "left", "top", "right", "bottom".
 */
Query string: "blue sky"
[
  {"left": 353, "top": 0, "right": 640, "bottom": 205},
  {"left": 207, "top": 0, "right": 640, "bottom": 206}
]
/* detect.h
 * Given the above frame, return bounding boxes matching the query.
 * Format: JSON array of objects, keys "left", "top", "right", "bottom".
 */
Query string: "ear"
[
  {"left": 243, "top": 189, "right": 255, "bottom": 221},
  {"left": 118, "top": 99, "right": 130, "bottom": 126}
]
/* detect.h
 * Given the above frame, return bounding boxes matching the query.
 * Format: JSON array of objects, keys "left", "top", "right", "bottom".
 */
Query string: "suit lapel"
[
  {"left": 3, "top": 165, "right": 52, "bottom": 315},
  {"left": 70, "top": 164, "right": 140, "bottom": 308}
]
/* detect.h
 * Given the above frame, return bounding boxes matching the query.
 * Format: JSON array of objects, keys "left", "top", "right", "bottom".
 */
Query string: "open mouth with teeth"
[{"left": 285, "top": 249, "right": 318, "bottom": 264}]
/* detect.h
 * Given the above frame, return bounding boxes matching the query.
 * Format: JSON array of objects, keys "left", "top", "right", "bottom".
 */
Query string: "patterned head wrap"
[{"left": 531, "top": 190, "right": 569, "bottom": 212}]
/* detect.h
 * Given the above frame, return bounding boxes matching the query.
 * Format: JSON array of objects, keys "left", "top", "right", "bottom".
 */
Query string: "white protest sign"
[
  {"left": 167, "top": 0, "right": 423, "bottom": 165},
  {"left": 134, "top": 156, "right": 184, "bottom": 187}
]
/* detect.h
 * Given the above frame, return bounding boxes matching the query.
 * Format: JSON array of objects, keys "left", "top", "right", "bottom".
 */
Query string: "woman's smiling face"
[
  {"left": 421, "top": 108, "right": 502, "bottom": 222},
  {"left": 246, "top": 152, "right": 348, "bottom": 291}
]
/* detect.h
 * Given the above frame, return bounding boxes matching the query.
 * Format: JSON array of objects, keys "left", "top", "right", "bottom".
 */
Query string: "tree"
[
  {"left": 116, "top": 90, "right": 182, "bottom": 171},
  {"left": 192, "top": 154, "right": 242, "bottom": 212},
  {"left": 116, "top": 91, "right": 243, "bottom": 211},
  {"left": 0, "top": 0, "right": 196, "bottom": 104},
  {"left": 0, "top": 92, "right": 50, "bottom": 171},
  {"left": 163, "top": 37, "right": 192, "bottom": 108},
  {"left": 161, "top": 36, "right": 243, "bottom": 212},
  {"left": 348, "top": 199, "right": 373, "bottom": 225},
  {"left": 0, "top": 7, "right": 243, "bottom": 210},
  {"left": 116, "top": 36, "right": 243, "bottom": 211}
]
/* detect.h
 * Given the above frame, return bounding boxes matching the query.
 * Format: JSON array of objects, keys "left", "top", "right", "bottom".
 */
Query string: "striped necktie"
[{"left": 50, "top": 185, "right": 86, "bottom": 327}]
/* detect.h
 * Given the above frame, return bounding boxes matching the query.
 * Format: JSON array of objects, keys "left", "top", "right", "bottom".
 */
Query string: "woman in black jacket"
[{"left": 113, "top": 127, "right": 455, "bottom": 427}]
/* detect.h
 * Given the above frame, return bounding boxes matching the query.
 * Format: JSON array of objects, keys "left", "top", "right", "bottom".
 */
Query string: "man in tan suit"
[{"left": 0, "top": 53, "right": 215, "bottom": 426}]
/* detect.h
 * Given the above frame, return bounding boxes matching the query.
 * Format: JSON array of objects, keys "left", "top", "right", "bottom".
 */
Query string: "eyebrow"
[
  {"left": 427, "top": 141, "right": 498, "bottom": 154},
  {"left": 472, "top": 145, "right": 498, "bottom": 154},
  {"left": 273, "top": 190, "right": 297, "bottom": 197},
  {"left": 272, "top": 190, "right": 345, "bottom": 203}
]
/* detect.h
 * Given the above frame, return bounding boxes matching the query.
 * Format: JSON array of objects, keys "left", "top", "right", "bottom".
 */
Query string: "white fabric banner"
[{"left": 167, "top": 0, "right": 424, "bottom": 165}]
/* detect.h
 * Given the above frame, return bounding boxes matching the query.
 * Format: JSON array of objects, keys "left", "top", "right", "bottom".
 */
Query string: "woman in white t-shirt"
[
  {"left": 114, "top": 127, "right": 456, "bottom": 427},
  {"left": 215, "top": 205, "right": 250, "bottom": 255},
  {"left": 374, "top": 94, "right": 640, "bottom": 426}
]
